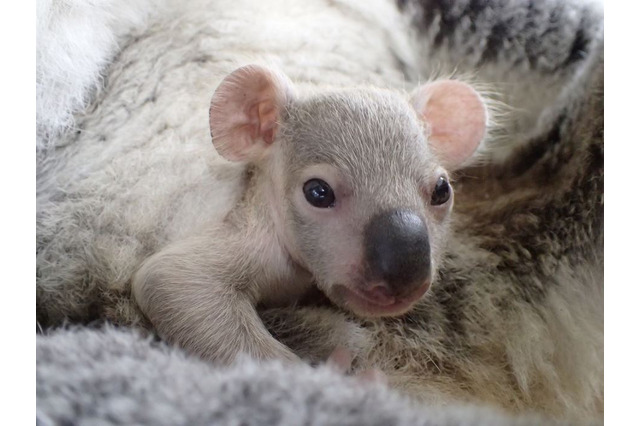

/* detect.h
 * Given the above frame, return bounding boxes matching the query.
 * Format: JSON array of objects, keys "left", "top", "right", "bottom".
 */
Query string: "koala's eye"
[
  {"left": 303, "top": 179, "right": 335, "bottom": 208},
  {"left": 430, "top": 176, "right": 451, "bottom": 206}
]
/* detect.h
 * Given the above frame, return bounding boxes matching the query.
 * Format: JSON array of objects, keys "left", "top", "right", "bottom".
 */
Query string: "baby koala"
[{"left": 132, "top": 65, "right": 487, "bottom": 364}]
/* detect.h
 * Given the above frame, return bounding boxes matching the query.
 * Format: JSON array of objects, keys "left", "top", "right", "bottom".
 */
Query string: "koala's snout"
[{"left": 364, "top": 210, "right": 431, "bottom": 297}]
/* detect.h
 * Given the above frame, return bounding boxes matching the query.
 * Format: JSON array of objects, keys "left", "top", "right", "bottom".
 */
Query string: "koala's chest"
[{"left": 247, "top": 226, "right": 314, "bottom": 308}]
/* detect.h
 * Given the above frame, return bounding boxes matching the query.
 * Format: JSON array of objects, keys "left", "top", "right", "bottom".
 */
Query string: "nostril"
[{"left": 364, "top": 209, "right": 431, "bottom": 291}]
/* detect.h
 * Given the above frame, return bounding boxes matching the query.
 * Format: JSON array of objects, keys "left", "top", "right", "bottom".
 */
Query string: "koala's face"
[
  {"left": 209, "top": 65, "right": 485, "bottom": 318},
  {"left": 276, "top": 90, "right": 454, "bottom": 317}
]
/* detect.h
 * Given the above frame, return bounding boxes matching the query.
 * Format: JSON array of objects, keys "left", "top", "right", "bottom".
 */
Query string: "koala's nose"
[{"left": 364, "top": 209, "right": 431, "bottom": 295}]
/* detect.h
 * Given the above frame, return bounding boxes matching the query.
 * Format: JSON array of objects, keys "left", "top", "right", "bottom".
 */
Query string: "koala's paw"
[{"left": 326, "top": 346, "right": 387, "bottom": 386}]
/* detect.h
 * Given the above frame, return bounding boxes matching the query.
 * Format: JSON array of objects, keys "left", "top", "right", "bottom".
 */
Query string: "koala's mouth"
[{"left": 333, "top": 281, "right": 430, "bottom": 317}]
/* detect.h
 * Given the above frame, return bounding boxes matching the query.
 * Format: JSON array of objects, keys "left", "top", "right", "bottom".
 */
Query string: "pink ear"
[
  {"left": 209, "top": 65, "right": 294, "bottom": 162},
  {"left": 412, "top": 80, "right": 487, "bottom": 170}
]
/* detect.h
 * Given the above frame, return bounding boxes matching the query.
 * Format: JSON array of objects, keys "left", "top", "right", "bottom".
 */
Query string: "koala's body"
[
  {"left": 36, "top": 0, "right": 603, "bottom": 423},
  {"left": 132, "top": 66, "right": 488, "bottom": 362}
]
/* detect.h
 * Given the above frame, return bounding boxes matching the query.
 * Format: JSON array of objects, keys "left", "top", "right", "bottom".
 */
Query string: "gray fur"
[
  {"left": 36, "top": 0, "right": 604, "bottom": 423},
  {"left": 400, "top": 0, "right": 604, "bottom": 161},
  {"left": 37, "top": 326, "right": 566, "bottom": 426}
]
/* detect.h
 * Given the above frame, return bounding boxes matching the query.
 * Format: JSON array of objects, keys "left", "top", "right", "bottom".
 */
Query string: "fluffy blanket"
[{"left": 36, "top": 0, "right": 604, "bottom": 424}]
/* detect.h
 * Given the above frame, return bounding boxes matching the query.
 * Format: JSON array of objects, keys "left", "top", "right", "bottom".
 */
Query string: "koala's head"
[{"left": 209, "top": 65, "right": 487, "bottom": 317}]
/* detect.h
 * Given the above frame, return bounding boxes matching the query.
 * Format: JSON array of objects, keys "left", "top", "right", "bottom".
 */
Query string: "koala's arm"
[{"left": 131, "top": 228, "right": 299, "bottom": 364}]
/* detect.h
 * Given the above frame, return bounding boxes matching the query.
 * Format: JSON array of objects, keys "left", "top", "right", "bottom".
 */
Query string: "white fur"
[{"left": 36, "top": 0, "right": 162, "bottom": 151}]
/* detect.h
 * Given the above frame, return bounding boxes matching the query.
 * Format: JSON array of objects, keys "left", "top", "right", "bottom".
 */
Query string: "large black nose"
[{"left": 364, "top": 209, "right": 431, "bottom": 294}]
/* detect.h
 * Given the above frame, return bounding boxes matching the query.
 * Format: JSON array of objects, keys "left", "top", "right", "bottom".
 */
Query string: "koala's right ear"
[
  {"left": 209, "top": 65, "right": 294, "bottom": 162},
  {"left": 411, "top": 80, "right": 487, "bottom": 171}
]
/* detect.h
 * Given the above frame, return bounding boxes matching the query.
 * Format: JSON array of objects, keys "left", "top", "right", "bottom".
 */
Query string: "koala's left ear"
[
  {"left": 209, "top": 65, "right": 294, "bottom": 162},
  {"left": 411, "top": 80, "right": 487, "bottom": 170}
]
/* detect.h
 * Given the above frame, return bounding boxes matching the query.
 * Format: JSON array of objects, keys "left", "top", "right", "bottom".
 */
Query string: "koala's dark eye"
[
  {"left": 430, "top": 176, "right": 451, "bottom": 206},
  {"left": 303, "top": 179, "right": 335, "bottom": 208}
]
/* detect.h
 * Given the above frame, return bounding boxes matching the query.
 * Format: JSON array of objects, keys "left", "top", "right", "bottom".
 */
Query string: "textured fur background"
[
  {"left": 36, "top": 0, "right": 604, "bottom": 424},
  {"left": 37, "top": 326, "right": 563, "bottom": 425},
  {"left": 36, "top": 0, "right": 158, "bottom": 152}
]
